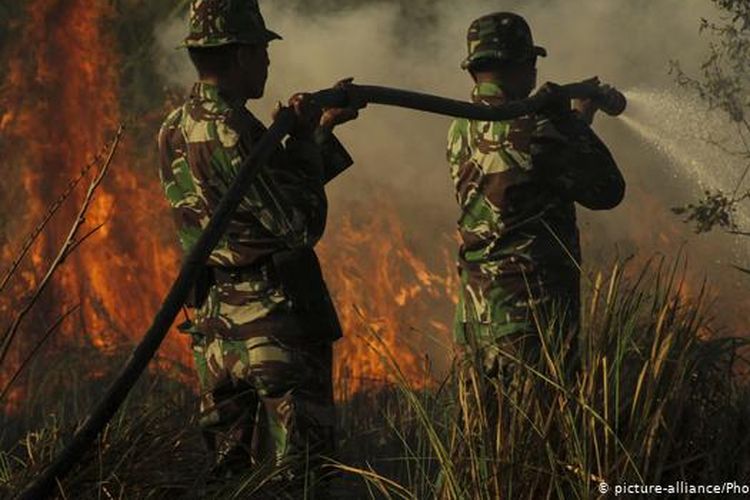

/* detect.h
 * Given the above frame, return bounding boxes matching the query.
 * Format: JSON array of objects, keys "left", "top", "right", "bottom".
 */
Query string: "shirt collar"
[
  {"left": 471, "top": 81, "right": 508, "bottom": 105},
  {"left": 190, "top": 81, "right": 222, "bottom": 102},
  {"left": 190, "top": 81, "right": 247, "bottom": 109}
]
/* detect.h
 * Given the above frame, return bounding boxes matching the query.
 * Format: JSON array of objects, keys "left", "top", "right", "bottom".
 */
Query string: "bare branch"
[
  {"left": 0, "top": 125, "right": 125, "bottom": 369},
  {"left": 0, "top": 144, "right": 111, "bottom": 294},
  {"left": 65, "top": 223, "right": 106, "bottom": 259}
]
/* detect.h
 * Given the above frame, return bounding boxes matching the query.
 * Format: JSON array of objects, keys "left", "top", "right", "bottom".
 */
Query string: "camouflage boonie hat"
[
  {"left": 462, "top": 12, "right": 547, "bottom": 70},
  {"left": 182, "top": 0, "right": 281, "bottom": 49}
]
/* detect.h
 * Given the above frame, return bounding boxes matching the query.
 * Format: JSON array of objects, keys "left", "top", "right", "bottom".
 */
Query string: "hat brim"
[
  {"left": 265, "top": 29, "right": 282, "bottom": 42},
  {"left": 178, "top": 29, "right": 282, "bottom": 50},
  {"left": 461, "top": 45, "right": 548, "bottom": 69}
]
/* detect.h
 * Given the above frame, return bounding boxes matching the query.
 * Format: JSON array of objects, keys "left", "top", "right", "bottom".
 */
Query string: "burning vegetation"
[
  {"left": 1, "top": 0, "right": 749, "bottom": 499},
  {"left": 0, "top": 0, "right": 188, "bottom": 411},
  {"left": 0, "top": 0, "right": 452, "bottom": 412}
]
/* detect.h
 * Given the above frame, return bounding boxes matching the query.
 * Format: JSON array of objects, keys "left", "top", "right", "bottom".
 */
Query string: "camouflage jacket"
[
  {"left": 446, "top": 81, "right": 624, "bottom": 343},
  {"left": 158, "top": 82, "right": 352, "bottom": 340}
]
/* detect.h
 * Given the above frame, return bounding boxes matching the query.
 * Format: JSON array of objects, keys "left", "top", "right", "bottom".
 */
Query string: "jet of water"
[{"left": 620, "top": 87, "right": 750, "bottom": 229}]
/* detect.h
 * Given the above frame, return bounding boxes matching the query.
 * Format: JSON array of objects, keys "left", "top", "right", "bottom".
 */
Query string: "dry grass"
[{"left": 1, "top": 259, "right": 749, "bottom": 499}]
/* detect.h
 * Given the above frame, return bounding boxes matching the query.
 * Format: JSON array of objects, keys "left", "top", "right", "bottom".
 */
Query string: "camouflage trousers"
[{"left": 190, "top": 332, "right": 335, "bottom": 484}]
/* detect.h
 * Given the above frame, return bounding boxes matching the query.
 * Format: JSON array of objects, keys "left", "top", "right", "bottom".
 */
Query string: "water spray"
[
  {"left": 18, "top": 77, "right": 626, "bottom": 500},
  {"left": 620, "top": 88, "right": 750, "bottom": 233}
]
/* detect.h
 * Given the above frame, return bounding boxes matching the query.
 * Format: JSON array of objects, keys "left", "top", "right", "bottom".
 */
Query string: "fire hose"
[{"left": 18, "top": 78, "right": 626, "bottom": 499}]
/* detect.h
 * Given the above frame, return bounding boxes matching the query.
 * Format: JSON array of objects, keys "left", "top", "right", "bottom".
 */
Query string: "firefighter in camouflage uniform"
[
  {"left": 446, "top": 10, "right": 626, "bottom": 460},
  {"left": 157, "top": 0, "right": 360, "bottom": 492}
]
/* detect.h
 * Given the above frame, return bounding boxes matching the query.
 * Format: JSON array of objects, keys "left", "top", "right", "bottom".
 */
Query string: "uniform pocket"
[
  {"left": 213, "top": 266, "right": 283, "bottom": 305},
  {"left": 241, "top": 336, "right": 298, "bottom": 397}
]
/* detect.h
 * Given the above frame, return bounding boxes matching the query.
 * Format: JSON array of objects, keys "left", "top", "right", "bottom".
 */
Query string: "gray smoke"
[{"left": 155, "top": 0, "right": 750, "bottom": 328}]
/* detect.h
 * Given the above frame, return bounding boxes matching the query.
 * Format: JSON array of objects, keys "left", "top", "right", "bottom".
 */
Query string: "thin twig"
[
  {"left": 65, "top": 223, "right": 106, "bottom": 258},
  {"left": 0, "top": 143, "right": 111, "bottom": 294},
  {"left": 703, "top": 134, "right": 750, "bottom": 158},
  {"left": 0, "top": 304, "right": 80, "bottom": 403},
  {"left": 731, "top": 118, "right": 750, "bottom": 196},
  {"left": 0, "top": 125, "right": 124, "bottom": 369}
]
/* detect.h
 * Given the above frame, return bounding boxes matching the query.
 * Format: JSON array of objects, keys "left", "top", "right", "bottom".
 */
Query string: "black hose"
[{"left": 313, "top": 80, "right": 624, "bottom": 120}]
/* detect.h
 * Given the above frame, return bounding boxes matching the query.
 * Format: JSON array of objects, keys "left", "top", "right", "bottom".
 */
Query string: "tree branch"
[
  {"left": 0, "top": 145, "right": 110, "bottom": 294},
  {"left": 0, "top": 126, "right": 124, "bottom": 369}
]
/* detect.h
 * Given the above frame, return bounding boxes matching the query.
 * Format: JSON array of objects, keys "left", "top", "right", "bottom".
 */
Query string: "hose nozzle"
[
  {"left": 564, "top": 77, "right": 627, "bottom": 116},
  {"left": 594, "top": 83, "right": 627, "bottom": 116}
]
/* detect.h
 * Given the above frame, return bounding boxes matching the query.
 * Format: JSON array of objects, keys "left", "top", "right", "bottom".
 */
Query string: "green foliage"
[
  {"left": 672, "top": 189, "right": 750, "bottom": 233},
  {"left": 671, "top": 0, "right": 750, "bottom": 238}
]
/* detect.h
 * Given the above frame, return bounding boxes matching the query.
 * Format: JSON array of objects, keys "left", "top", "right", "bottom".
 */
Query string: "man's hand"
[
  {"left": 319, "top": 78, "right": 365, "bottom": 132},
  {"left": 534, "top": 82, "right": 571, "bottom": 119},
  {"left": 287, "top": 93, "right": 322, "bottom": 139},
  {"left": 571, "top": 77, "right": 603, "bottom": 125},
  {"left": 572, "top": 97, "right": 597, "bottom": 125},
  {"left": 320, "top": 107, "right": 359, "bottom": 131}
]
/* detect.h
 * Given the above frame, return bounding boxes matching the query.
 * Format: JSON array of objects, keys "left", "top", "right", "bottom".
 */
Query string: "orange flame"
[
  {"left": 319, "top": 200, "right": 457, "bottom": 396},
  {"left": 0, "top": 1, "right": 457, "bottom": 410},
  {"left": 0, "top": 0, "right": 187, "bottom": 411}
]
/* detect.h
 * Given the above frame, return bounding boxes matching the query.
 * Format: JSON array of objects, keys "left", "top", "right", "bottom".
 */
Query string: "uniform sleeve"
[
  {"left": 446, "top": 119, "right": 473, "bottom": 184},
  {"left": 212, "top": 119, "right": 327, "bottom": 249},
  {"left": 157, "top": 109, "right": 205, "bottom": 254},
  {"left": 531, "top": 114, "right": 625, "bottom": 210}
]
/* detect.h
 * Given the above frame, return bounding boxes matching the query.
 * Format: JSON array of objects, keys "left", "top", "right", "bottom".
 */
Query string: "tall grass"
[
  {"left": 1, "top": 259, "right": 749, "bottom": 499},
  {"left": 334, "top": 259, "right": 750, "bottom": 499}
]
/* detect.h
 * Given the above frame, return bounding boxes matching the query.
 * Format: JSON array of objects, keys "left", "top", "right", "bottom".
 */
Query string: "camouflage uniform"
[
  {"left": 448, "top": 12, "right": 625, "bottom": 367},
  {"left": 157, "top": 0, "right": 351, "bottom": 485},
  {"left": 443, "top": 14, "right": 625, "bottom": 494}
]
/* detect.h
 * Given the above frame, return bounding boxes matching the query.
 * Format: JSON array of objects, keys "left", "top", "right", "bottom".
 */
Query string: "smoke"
[
  {"left": 157, "top": 0, "right": 716, "bottom": 192},
  {"left": 154, "top": 0, "right": 750, "bottom": 329}
]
